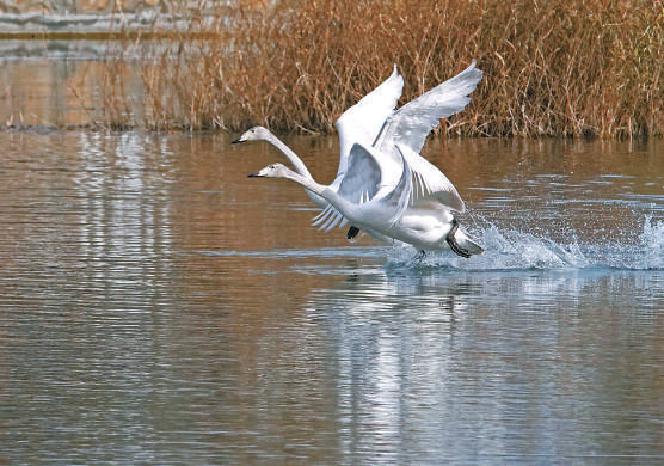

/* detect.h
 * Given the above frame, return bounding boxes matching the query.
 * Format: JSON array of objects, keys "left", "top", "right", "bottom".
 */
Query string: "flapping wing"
[
  {"left": 337, "top": 143, "right": 382, "bottom": 203},
  {"left": 335, "top": 65, "right": 404, "bottom": 179},
  {"left": 312, "top": 143, "right": 382, "bottom": 232},
  {"left": 396, "top": 144, "right": 466, "bottom": 213},
  {"left": 377, "top": 61, "right": 482, "bottom": 155},
  {"left": 381, "top": 146, "right": 414, "bottom": 225}
]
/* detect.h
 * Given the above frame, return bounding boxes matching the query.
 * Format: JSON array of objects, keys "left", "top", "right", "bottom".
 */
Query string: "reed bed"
[{"left": 101, "top": 0, "right": 663, "bottom": 138}]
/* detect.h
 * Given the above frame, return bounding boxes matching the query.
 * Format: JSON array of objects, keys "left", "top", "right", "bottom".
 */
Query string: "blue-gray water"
[{"left": 0, "top": 130, "right": 663, "bottom": 464}]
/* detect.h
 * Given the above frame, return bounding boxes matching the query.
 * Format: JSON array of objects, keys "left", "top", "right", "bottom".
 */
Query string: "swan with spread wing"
[
  {"left": 233, "top": 65, "right": 404, "bottom": 237},
  {"left": 249, "top": 142, "right": 483, "bottom": 258},
  {"left": 234, "top": 61, "right": 482, "bottom": 242}
]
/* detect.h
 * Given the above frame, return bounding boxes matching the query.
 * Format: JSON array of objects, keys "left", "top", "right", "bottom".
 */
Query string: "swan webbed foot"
[
  {"left": 446, "top": 218, "right": 473, "bottom": 258},
  {"left": 347, "top": 226, "right": 360, "bottom": 239},
  {"left": 415, "top": 250, "right": 426, "bottom": 261}
]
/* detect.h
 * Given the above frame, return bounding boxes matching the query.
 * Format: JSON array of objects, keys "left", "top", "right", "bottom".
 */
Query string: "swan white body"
[
  {"left": 235, "top": 61, "right": 482, "bottom": 216},
  {"left": 234, "top": 65, "right": 404, "bottom": 210},
  {"left": 314, "top": 60, "right": 482, "bottom": 226},
  {"left": 241, "top": 61, "right": 484, "bottom": 256},
  {"left": 249, "top": 143, "right": 483, "bottom": 257}
]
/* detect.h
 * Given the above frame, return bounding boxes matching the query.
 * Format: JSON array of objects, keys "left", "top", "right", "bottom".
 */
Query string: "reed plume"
[{"left": 101, "top": 0, "right": 663, "bottom": 138}]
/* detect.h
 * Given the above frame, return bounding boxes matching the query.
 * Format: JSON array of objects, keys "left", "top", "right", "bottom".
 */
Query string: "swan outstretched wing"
[
  {"left": 377, "top": 61, "right": 482, "bottom": 157},
  {"left": 312, "top": 204, "right": 349, "bottom": 232},
  {"left": 337, "top": 143, "right": 382, "bottom": 203},
  {"left": 313, "top": 143, "right": 383, "bottom": 232},
  {"left": 395, "top": 144, "right": 466, "bottom": 213},
  {"left": 335, "top": 65, "right": 404, "bottom": 182},
  {"left": 381, "top": 146, "right": 414, "bottom": 225}
]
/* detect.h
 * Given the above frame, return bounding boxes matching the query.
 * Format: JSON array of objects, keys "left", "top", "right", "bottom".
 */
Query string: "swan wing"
[
  {"left": 312, "top": 143, "right": 383, "bottom": 232},
  {"left": 381, "top": 146, "right": 414, "bottom": 224},
  {"left": 377, "top": 61, "right": 482, "bottom": 157},
  {"left": 396, "top": 144, "right": 466, "bottom": 213},
  {"left": 312, "top": 203, "right": 349, "bottom": 233},
  {"left": 334, "top": 65, "right": 404, "bottom": 181},
  {"left": 336, "top": 143, "right": 383, "bottom": 203}
]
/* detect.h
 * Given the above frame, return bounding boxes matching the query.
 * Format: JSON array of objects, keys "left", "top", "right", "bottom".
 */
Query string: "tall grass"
[{"left": 102, "top": 0, "right": 663, "bottom": 138}]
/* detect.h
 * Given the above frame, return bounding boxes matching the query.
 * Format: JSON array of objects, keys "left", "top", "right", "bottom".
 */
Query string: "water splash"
[
  {"left": 386, "top": 216, "right": 664, "bottom": 271},
  {"left": 639, "top": 215, "right": 664, "bottom": 270}
]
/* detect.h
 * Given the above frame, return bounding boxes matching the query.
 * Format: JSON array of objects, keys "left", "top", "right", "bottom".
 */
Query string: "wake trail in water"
[{"left": 387, "top": 215, "right": 664, "bottom": 271}]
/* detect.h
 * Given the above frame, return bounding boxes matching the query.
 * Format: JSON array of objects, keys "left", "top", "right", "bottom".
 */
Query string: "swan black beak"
[
  {"left": 247, "top": 172, "right": 261, "bottom": 177},
  {"left": 231, "top": 138, "right": 243, "bottom": 144}
]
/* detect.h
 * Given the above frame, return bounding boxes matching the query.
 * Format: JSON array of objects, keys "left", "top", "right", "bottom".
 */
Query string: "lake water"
[
  {"left": 0, "top": 130, "right": 663, "bottom": 464},
  {"left": 1, "top": 42, "right": 664, "bottom": 464}
]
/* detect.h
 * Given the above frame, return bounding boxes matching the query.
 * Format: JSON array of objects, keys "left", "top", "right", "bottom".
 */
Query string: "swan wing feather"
[
  {"left": 383, "top": 146, "right": 414, "bottom": 225},
  {"left": 336, "top": 143, "right": 382, "bottom": 204},
  {"left": 312, "top": 204, "right": 335, "bottom": 227},
  {"left": 311, "top": 143, "right": 382, "bottom": 231},
  {"left": 377, "top": 61, "right": 482, "bottom": 157},
  {"left": 397, "top": 144, "right": 466, "bottom": 213},
  {"left": 335, "top": 65, "right": 404, "bottom": 180}
]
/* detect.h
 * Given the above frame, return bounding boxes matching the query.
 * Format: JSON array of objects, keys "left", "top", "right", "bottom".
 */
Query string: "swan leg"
[
  {"left": 446, "top": 218, "right": 473, "bottom": 258},
  {"left": 415, "top": 250, "right": 426, "bottom": 261},
  {"left": 347, "top": 226, "right": 360, "bottom": 239}
]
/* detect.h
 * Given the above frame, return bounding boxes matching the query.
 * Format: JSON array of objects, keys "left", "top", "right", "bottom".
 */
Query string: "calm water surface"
[{"left": 0, "top": 130, "right": 662, "bottom": 464}]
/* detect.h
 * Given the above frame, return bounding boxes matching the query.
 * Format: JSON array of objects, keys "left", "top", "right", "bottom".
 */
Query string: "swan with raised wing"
[
  {"left": 248, "top": 143, "right": 483, "bottom": 259},
  {"left": 233, "top": 65, "right": 404, "bottom": 227},
  {"left": 235, "top": 62, "right": 482, "bottom": 241}
]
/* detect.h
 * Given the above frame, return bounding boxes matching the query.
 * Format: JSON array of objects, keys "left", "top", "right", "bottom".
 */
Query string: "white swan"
[
  {"left": 248, "top": 143, "right": 484, "bottom": 258},
  {"left": 235, "top": 62, "right": 483, "bottom": 240},
  {"left": 233, "top": 65, "right": 404, "bottom": 211},
  {"left": 311, "top": 61, "right": 482, "bottom": 235}
]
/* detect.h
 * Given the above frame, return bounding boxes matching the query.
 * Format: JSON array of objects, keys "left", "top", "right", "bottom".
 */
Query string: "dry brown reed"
[{"left": 101, "top": 0, "right": 664, "bottom": 138}]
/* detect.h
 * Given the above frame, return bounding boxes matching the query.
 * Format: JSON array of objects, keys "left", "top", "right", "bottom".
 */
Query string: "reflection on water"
[
  {"left": 0, "top": 40, "right": 111, "bottom": 60},
  {"left": 1, "top": 56, "right": 108, "bottom": 127},
  {"left": 0, "top": 41, "right": 147, "bottom": 128},
  {"left": 0, "top": 131, "right": 663, "bottom": 464},
  {"left": 308, "top": 269, "right": 664, "bottom": 463}
]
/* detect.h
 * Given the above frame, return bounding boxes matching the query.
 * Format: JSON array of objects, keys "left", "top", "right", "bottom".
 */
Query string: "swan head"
[
  {"left": 247, "top": 163, "right": 291, "bottom": 178},
  {"left": 232, "top": 126, "right": 272, "bottom": 143}
]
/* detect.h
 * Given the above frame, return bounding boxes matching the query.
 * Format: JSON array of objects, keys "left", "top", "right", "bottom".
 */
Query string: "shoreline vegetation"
[{"left": 7, "top": 0, "right": 664, "bottom": 138}]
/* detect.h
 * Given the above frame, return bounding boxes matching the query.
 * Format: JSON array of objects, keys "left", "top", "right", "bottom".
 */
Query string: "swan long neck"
[
  {"left": 265, "top": 133, "right": 313, "bottom": 180},
  {"left": 278, "top": 169, "right": 353, "bottom": 214}
]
